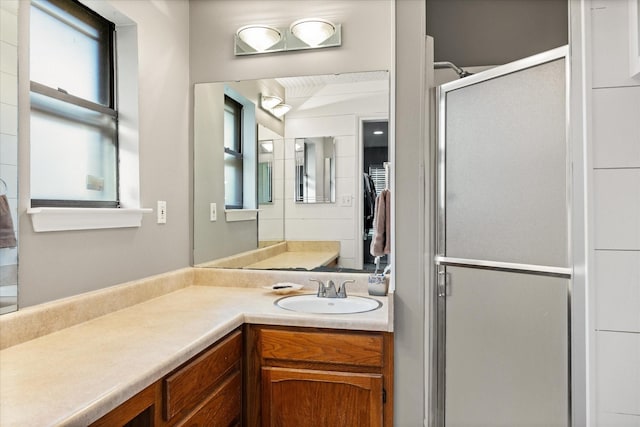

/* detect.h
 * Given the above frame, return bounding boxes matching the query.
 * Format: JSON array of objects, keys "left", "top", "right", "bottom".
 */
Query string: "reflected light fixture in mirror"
[
  {"left": 260, "top": 94, "right": 291, "bottom": 119},
  {"left": 290, "top": 18, "right": 336, "bottom": 47},
  {"left": 236, "top": 25, "right": 282, "bottom": 52},
  {"left": 260, "top": 141, "right": 274, "bottom": 153}
]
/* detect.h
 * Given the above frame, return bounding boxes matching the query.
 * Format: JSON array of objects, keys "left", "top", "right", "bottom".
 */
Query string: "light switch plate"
[
  {"left": 157, "top": 201, "right": 167, "bottom": 224},
  {"left": 210, "top": 203, "right": 217, "bottom": 221}
]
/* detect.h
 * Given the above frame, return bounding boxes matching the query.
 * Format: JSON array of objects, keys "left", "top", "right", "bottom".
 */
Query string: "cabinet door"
[{"left": 261, "top": 367, "right": 383, "bottom": 427}]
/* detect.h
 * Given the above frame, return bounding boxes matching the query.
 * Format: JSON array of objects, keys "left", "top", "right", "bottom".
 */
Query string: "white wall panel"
[
  {"left": 0, "top": 7, "right": 18, "bottom": 45},
  {"left": 591, "top": 0, "right": 640, "bottom": 88},
  {"left": 598, "top": 412, "right": 640, "bottom": 427},
  {"left": 0, "top": 133, "right": 16, "bottom": 165},
  {"left": 285, "top": 115, "right": 355, "bottom": 138},
  {"left": 592, "top": 86, "right": 640, "bottom": 168},
  {"left": 593, "top": 169, "right": 640, "bottom": 250},
  {"left": 595, "top": 250, "right": 640, "bottom": 332},
  {"left": 0, "top": 72, "right": 16, "bottom": 105},
  {"left": 0, "top": 103, "right": 16, "bottom": 135},
  {"left": 597, "top": 332, "right": 640, "bottom": 418},
  {"left": 0, "top": 41, "right": 17, "bottom": 75},
  {"left": 285, "top": 218, "right": 354, "bottom": 238}
]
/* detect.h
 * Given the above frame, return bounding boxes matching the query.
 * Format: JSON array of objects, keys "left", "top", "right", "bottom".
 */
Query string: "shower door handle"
[{"left": 437, "top": 269, "right": 451, "bottom": 297}]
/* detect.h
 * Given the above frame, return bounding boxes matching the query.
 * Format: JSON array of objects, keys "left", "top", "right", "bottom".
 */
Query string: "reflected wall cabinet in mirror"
[
  {"left": 193, "top": 70, "right": 391, "bottom": 272},
  {"left": 294, "top": 137, "right": 336, "bottom": 204}
]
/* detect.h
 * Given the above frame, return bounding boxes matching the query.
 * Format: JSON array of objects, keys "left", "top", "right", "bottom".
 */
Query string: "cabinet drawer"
[
  {"left": 164, "top": 330, "right": 242, "bottom": 421},
  {"left": 175, "top": 370, "right": 241, "bottom": 427},
  {"left": 260, "top": 329, "right": 383, "bottom": 367}
]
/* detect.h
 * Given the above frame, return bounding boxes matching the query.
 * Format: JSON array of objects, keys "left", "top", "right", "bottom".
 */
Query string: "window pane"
[
  {"left": 258, "top": 162, "right": 272, "bottom": 204},
  {"left": 30, "top": 1, "right": 109, "bottom": 105},
  {"left": 224, "top": 98, "right": 241, "bottom": 152},
  {"left": 30, "top": 94, "right": 117, "bottom": 202},
  {"left": 224, "top": 153, "right": 243, "bottom": 208}
]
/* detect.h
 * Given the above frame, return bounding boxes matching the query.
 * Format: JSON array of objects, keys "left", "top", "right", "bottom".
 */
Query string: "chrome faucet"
[
  {"left": 311, "top": 279, "right": 337, "bottom": 298},
  {"left": 310, "top": 279, "right": 355, "bottom": 298},
  {"left": 337, "top": 280, "right": 355, "bottom": 298}
]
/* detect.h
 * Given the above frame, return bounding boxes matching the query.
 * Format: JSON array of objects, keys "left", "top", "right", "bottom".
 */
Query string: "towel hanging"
[
  {"left": 0, "top": 181, "right": 17, "bottom": 248},
  {"left": 370, "top": 188, "right": 391, "bottom": 257}
]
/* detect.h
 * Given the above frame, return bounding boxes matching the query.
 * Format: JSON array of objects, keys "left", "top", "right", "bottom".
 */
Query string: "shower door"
[{"left": 434, "top": 47, "right": 572, "bottom": 427}]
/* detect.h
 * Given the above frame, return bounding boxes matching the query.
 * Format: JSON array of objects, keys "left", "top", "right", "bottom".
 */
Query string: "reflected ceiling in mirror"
[{"left": 193, "top": 70, "right": 390, "bottom": 272}]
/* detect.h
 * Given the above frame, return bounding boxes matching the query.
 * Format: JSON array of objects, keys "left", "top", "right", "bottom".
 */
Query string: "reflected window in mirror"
[
  {"left": 224, "top": 96, "right": 243, "bottom": 209},
  {"left": 222, "top": 86, "right": 257, "bottom": 211}
]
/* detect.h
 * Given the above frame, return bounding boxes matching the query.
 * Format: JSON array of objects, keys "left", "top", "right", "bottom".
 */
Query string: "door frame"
[{"left": 358, "top": 115, "right": 389, "bottom": 270}]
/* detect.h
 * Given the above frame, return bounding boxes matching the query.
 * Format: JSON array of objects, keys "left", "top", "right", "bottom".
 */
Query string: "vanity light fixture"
[
  {"left": 373, "top": 130, "right": 384, "bottom": 135},
  {"left": 261, "top": 94, "right": 283, "bottom": 109},
  {"left": 269, "top": 103, "right": 292, "bottom": 118},
  {"left": 260, "top": 141, "right": 274, "bottom": 153},
  {"left": 289, "top": 18, "right": 336, "bottom": 47},
  {"left": 236, "top": 25, "right": 283, "bottom": 52},
  {"left": 234, "top": 18, "right": 341, "bottom": 56},
  {"left": 260, "top": 93, "right": 291, "bottom": 120}
]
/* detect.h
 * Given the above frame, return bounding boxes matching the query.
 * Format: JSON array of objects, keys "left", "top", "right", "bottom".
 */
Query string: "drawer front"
[
  {"left": 260, "top": 329, "right": 383, "bottom": 367},
  {"left": 175, "top": 370, "right": 241, "bottom": 427},
  {"left": 164, "top": 330, "right": 242, "bottom": 421}
]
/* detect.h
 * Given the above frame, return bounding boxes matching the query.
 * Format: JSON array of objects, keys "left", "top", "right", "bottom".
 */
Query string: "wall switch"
[
  {"left": 157, "top": 201, "right": 167, "bottom": 224},
  {"left": 340, "top": 195, "right": 353, "bottom": 207},
  {"left": 210, "top": 202, "right": 217, "bottom": 221}
]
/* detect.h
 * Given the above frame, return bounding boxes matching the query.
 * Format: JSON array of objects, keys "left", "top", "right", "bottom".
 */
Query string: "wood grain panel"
[
  {"left": 89, "top": 382, "right": 158, "bottom": 427},
  {"left": 164, "top": 330, "right": 242, "bottom": 421},
  {"left": 174, "top": 371, "right": 241, "bottom": 427},
  {"left": 260, "top": 329, "right": 383, "bottom": 367},
  {"left": 261, "top": 367, "right": 383, "bottom": 427}
]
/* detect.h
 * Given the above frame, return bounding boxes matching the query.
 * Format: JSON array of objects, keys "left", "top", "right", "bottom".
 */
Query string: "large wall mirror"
[
  {"left": 0, "top": 1, "right": 19, "bottom": 315},
  {"left": 193, "top": 70, "right": 391, "bottom": 272}
]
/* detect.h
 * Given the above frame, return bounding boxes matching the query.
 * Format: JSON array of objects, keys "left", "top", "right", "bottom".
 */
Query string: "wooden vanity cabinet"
[
  {"left": 89, "top": 382, "right": 161, "bottom": 427},
  {"left": 163, "top": 329, "right": 243, "bottom": 426},
  {"left": 245, "top": 325, "right": 394, "bottom": 427},
  {"left": 89, "top": 328, "right": 242, "bottom": 427}
]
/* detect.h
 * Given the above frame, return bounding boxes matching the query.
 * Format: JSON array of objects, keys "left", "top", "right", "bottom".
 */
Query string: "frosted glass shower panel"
[
  {"left": 444, "top": 58, "right": 568, "bottom": 267},
  {"left": 445, "top": 267, "right": 569, "bottom": 427}
]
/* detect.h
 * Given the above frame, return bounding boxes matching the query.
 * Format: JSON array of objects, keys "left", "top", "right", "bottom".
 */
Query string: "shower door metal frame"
[{"left": 432, "top": 45, "right": 573, "bottom": 427}]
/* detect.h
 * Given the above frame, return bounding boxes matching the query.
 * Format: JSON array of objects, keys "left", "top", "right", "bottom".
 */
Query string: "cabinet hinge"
[{"left": 383, "top": 388, "right": 387, "bottom": 404}]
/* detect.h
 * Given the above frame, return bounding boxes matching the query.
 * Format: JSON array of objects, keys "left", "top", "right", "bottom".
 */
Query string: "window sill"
[
  {"left": 225, "top": 209, "right": 259, "bottom": 222},
  {"left": 27, "top": 207, "right": 153, "bottom": 232}
]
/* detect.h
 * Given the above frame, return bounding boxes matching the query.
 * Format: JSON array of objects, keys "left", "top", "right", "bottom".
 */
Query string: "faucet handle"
[
  {"left": 309, "top": 278, "right": 325, "bottom": 297},
  {"left": 337, "top": 279, "right": 355, "bottom": 298}
]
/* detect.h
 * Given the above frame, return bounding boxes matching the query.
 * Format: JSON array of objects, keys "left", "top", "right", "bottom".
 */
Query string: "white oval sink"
[{"left": 275, "top": 294, "right": 382, "bottom": 314}]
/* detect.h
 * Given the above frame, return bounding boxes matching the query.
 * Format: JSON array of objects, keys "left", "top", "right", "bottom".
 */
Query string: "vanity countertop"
[
  {"left": 0, "top": 285, "right": 392, "bottom": 426},
  {"left": 243, "top": 249, "right": 339, "bottom": 269}
]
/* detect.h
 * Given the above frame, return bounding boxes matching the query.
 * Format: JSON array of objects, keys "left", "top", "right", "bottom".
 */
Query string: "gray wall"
[
  {"left": 427, "top": 0, "right": 568, "bottom": 67},
  {"left": 189, "top": 0, "right": 393, "bottom": 83},
  {"left": 193, "top": 82, "right": 260, "bottom": 264},
  {"left": 18, "top": 0, "right": 192, "bottom": 307},
  {"left": 395, "top": 1, "right": 428, "bottom": 425}
]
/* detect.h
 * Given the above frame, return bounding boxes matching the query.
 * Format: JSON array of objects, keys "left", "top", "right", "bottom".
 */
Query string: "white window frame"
[
  {"left": 223, "top": 86, "right": 257, "bottom": 222},
  {"left": 28, "top": 0, "right": 151, "bottom": 232}
]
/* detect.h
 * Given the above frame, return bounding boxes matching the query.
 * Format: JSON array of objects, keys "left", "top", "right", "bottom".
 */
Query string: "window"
[
  {"left": 30, "top": 0, "right": 117, "bottom": 207},
  {"left": 224, "top": 96, "right": 243, "bottom": 209}
]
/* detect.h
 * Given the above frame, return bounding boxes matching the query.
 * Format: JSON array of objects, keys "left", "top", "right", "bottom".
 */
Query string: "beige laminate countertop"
[
  {"left": 244, "top": 250, "right": 339, "bottom": 270},
  {"left": 0, "top": 285, "right": 392, "bottom": 427}
]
